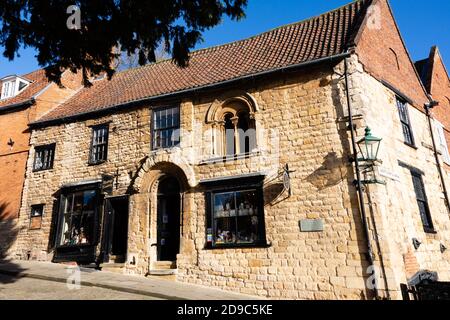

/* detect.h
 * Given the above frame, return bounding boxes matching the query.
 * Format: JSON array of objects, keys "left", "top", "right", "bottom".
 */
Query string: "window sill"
[
  {"left": 205, "top": 242, "right": 271, "bottom": 250},
  {"left": 200, "top": 151, "right": 261, "bottom": 165},
  {"left": 33, "top": 168, "right": 54, "bottom": 173},
  {"left": 424, "top": 228, "right": 437, "bottom": 235},
  {"left": 57, "top": 243, "right": 94, "bottom": 249},
  {"left": 404, "top": 142, "right": 418, "bottom": 150},
  {"left": 88, "top": 160, "right": 107, "bottom": 166}
]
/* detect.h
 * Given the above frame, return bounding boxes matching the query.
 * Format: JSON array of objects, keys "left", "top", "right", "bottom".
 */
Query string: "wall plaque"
[
  {"left": 300, "top": 219, "right": 324, "bottom": 232},
  {"left": 378, "top": 167, "right": 401, "bottom": 182}
]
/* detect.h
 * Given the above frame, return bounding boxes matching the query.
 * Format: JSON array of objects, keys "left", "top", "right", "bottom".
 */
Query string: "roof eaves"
[
  {"left": 31, "top": 52, "right": 351, "bottom": 129},
  {"left": 0, "top": 98, "right": 35, "bottom": 115}
]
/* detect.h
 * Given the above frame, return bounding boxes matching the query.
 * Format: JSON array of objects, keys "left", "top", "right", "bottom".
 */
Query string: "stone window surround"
[{"left": 205, "top": 91, "right": 260, "bottom": 159}]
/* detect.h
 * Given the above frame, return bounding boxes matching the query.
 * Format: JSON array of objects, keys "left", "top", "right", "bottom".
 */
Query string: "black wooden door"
[
  {"left": 102, "top": 197, "right": 129, "bottom": 263},
  {"left": 157, "top": 177, "right": 181, "bottom": 262}
]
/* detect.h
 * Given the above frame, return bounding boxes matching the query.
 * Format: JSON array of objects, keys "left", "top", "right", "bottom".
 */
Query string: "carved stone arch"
[
  {"left": 133, "top": 152, "right": 197, "bottom": 193},
  {"left": 205, "top": 91, "right": 259, "bottom": 124}
]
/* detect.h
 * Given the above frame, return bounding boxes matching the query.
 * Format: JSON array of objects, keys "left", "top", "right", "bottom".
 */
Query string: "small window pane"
[
  {"left": 396, "top": 98, "right": 414, "bottom": 146},
  {"left": 90, "top": 125, "right": 109, "bottom": 164},
  {"left": 411, "top": 172, "right": 434, "bottom": 232},
  {"left": 31, "top": 205, "right": 44, "bottom": 217},
  {"left": 153, "top": 106, "right": 180, "bottom": 149}
]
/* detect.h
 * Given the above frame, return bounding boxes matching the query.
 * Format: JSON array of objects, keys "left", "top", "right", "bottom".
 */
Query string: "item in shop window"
[{"left": 79, "top": 227, "right": 88, "bottom": 244}]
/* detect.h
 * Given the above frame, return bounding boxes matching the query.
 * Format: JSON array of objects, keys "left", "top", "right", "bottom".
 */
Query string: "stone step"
[
  {"left": 100, "top": 263, "right": 126, "bottom": 274},
  {"left": 148, "top": 269, "right": 178, "bottom": 276},
  {"left": 152, "top": 261, "right": 177, "bottom": 270}
]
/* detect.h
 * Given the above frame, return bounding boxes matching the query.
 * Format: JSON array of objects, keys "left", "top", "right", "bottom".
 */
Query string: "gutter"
[
  {"left": 30, "top": 52, "right": 351, "bottom": 128},
  {"left": 344, "top": 57, "right": 379, "bottom": 299},
  {"left": 0, "top": 98, "right": 35, "bottom": 115}
]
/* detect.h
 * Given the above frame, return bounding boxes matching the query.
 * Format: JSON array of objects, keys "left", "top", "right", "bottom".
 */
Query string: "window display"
[
  {"left": 211, "top": 189, "right": 263, "bottom": 247},
  {"left": 59, "top": 189, "right": 97, "bottom": 247}
]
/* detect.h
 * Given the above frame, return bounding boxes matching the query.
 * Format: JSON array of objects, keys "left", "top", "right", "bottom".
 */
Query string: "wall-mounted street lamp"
[
  {"left": 357, "top": 127, "right": 382, "bottom": 163},
  {"left": 355, "top": 127, "right": 385, "bottom": 185}
]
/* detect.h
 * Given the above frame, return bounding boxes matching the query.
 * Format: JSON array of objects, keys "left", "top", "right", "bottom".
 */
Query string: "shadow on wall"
[
  {"left": 263, "top": 171, "right": 290, "bottom": 207},
  {"left": 0, "top": 201, "right": 26, "bottom": 284},
  {"left": 307, "top": 152, "right": 347, "bottom": 190}
]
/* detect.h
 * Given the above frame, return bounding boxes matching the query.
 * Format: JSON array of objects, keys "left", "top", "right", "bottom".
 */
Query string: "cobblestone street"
[
  {"left": 0, "top": 260, "right": 260, "bottom": 300},
  {"left": 0, "top": 274, "right": 159, "bottom": 300}
]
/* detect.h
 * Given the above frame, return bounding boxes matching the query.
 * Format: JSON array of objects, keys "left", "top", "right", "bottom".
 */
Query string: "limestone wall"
[{"left": 12, "top": 55, "right": 450, "bottom": 300}]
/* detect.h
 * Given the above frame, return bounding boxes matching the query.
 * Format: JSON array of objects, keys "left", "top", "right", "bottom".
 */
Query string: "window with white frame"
[
  {"left": 435, "top": 121, "right": 450, "bottom": 164},
  {"left": 1, "top": 77, "right": 30, "bottom": 100},
  {"left": 152, "top": 106, "right": 180, "bottom": 150}
]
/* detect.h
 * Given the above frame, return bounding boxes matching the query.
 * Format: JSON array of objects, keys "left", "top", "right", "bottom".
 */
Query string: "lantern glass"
[{"left": 357, "top": 127, "right": 382, "bottom": 162}]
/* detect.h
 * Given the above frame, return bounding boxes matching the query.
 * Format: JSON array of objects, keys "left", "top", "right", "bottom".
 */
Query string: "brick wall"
[
  {"left": 426, "top": 48, "right": 450, "bottom": 165},
  {"left": 0, "top": 72, "right": 82, "bottom": 257},
  {"left": 355, "top": 0, "right": 429, "bottom": 109}
]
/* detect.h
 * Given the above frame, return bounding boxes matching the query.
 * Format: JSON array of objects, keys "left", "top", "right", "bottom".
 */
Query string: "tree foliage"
[{"left": 0, "top": 0, "right": 247, "bottom": 85}]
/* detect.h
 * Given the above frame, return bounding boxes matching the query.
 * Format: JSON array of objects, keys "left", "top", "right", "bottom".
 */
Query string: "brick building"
[
  {"left": 5, "top": 0, "right": 450, "bottom": 299},
  {"left": 0, "top": 70, "right": 81, "bottom": 255},
  {"left": 415, "top": 46, "right": 450, "bottom": 168}
]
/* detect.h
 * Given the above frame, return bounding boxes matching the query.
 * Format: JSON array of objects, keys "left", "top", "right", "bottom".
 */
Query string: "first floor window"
[
  {"left": 411, "top": 172, "right": 434, "bottom": 233},
  {"left": 153, "top": 106, "right": 180, "bottom": 150},
  {"left": 396, "top": 97, "right": 415, "bottom": 146},
  {"left": 34, "top": 144, "right": 55, "bottom": 171},
  {"left": 59, "top": 189, "right": 98, "bottom": 247},
  {"left": 207, "top": 188, "right": 266, "bottom": 248},
  {"left": 90, "top": 125, "right": 109, "bottom": 164}
]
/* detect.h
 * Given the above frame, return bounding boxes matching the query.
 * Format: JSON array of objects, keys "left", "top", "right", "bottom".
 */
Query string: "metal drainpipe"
[
  {"left": 425, "top": 104, "right": 450, "bottom": 212},
  {"left": 343, "top": 57, "right": 379, "bottom": 299}
]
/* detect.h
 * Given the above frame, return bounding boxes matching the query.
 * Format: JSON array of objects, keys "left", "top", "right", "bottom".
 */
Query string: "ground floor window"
[
  {"left": 206, "top": 186, "right": 266, "bottom": 248},
  {"left": 58, "top": 188, "right": 99, "bottom": 247}
]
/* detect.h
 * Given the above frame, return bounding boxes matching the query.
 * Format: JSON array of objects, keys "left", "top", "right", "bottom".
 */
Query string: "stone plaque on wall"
[{"left": 300, "top": 219, "right": 324, "bottom": 232}]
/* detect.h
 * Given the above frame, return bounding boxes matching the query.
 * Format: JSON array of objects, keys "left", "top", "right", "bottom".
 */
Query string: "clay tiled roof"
[
  {"left": 0, "top": 69, "right": 51, "bottom": 109},
  {"left": 36, "top": 0, "right": 372, "bottom": 124}
]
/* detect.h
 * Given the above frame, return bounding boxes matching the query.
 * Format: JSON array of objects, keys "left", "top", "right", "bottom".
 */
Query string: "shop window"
[
  {"left": 33, "top": 144, "right": 56, "bottom": 171},
  {"left": 90, "top": 125, "right": 109, "bottom": 164},
  {"left": 396, "top": 97, "right": 415, "bottom": 147},
  {"left": 411, "top": 171, "right": 435, "bottom": 233},
  {"left": 153, "top": 106, "right": 180, "bottom": 150},
  {"left": 59, "top": 189, "right": 98, "bottom": 247},
  {"left": 207, "top": 188, "right": 266, "bottom": 248},
  {"left": 30, "top": 205, "right": 44, "bottom": 230}
]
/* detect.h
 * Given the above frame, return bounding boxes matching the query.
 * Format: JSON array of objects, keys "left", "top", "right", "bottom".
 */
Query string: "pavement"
[{"left": 0, "top": 260, "right": 262, "bottom": 300}]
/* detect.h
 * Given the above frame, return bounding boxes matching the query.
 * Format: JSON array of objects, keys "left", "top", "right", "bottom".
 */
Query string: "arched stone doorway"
[
  {"left": 130, "top": 158, "right": 194, "bottom": 273},
  {"left": 156, "top": 175, "right": 181, "bottom": 262}
]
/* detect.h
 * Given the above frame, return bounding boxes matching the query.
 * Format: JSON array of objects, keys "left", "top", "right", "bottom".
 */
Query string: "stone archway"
[{"left": 128, "top": 156, "right": 195, "bottom": 274}]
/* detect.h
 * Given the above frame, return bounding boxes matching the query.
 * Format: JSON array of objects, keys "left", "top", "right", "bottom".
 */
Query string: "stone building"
[
  {"left": 0, "top": 70, "right": 81, "bottom": 256},
  {"left": 6, "top": 0, "right": 450, "bottom": 299}
]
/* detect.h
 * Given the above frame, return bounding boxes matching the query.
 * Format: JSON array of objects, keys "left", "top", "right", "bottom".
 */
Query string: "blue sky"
[{"left": 1, "top": 0, "right": 449, "bottom": 77}]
